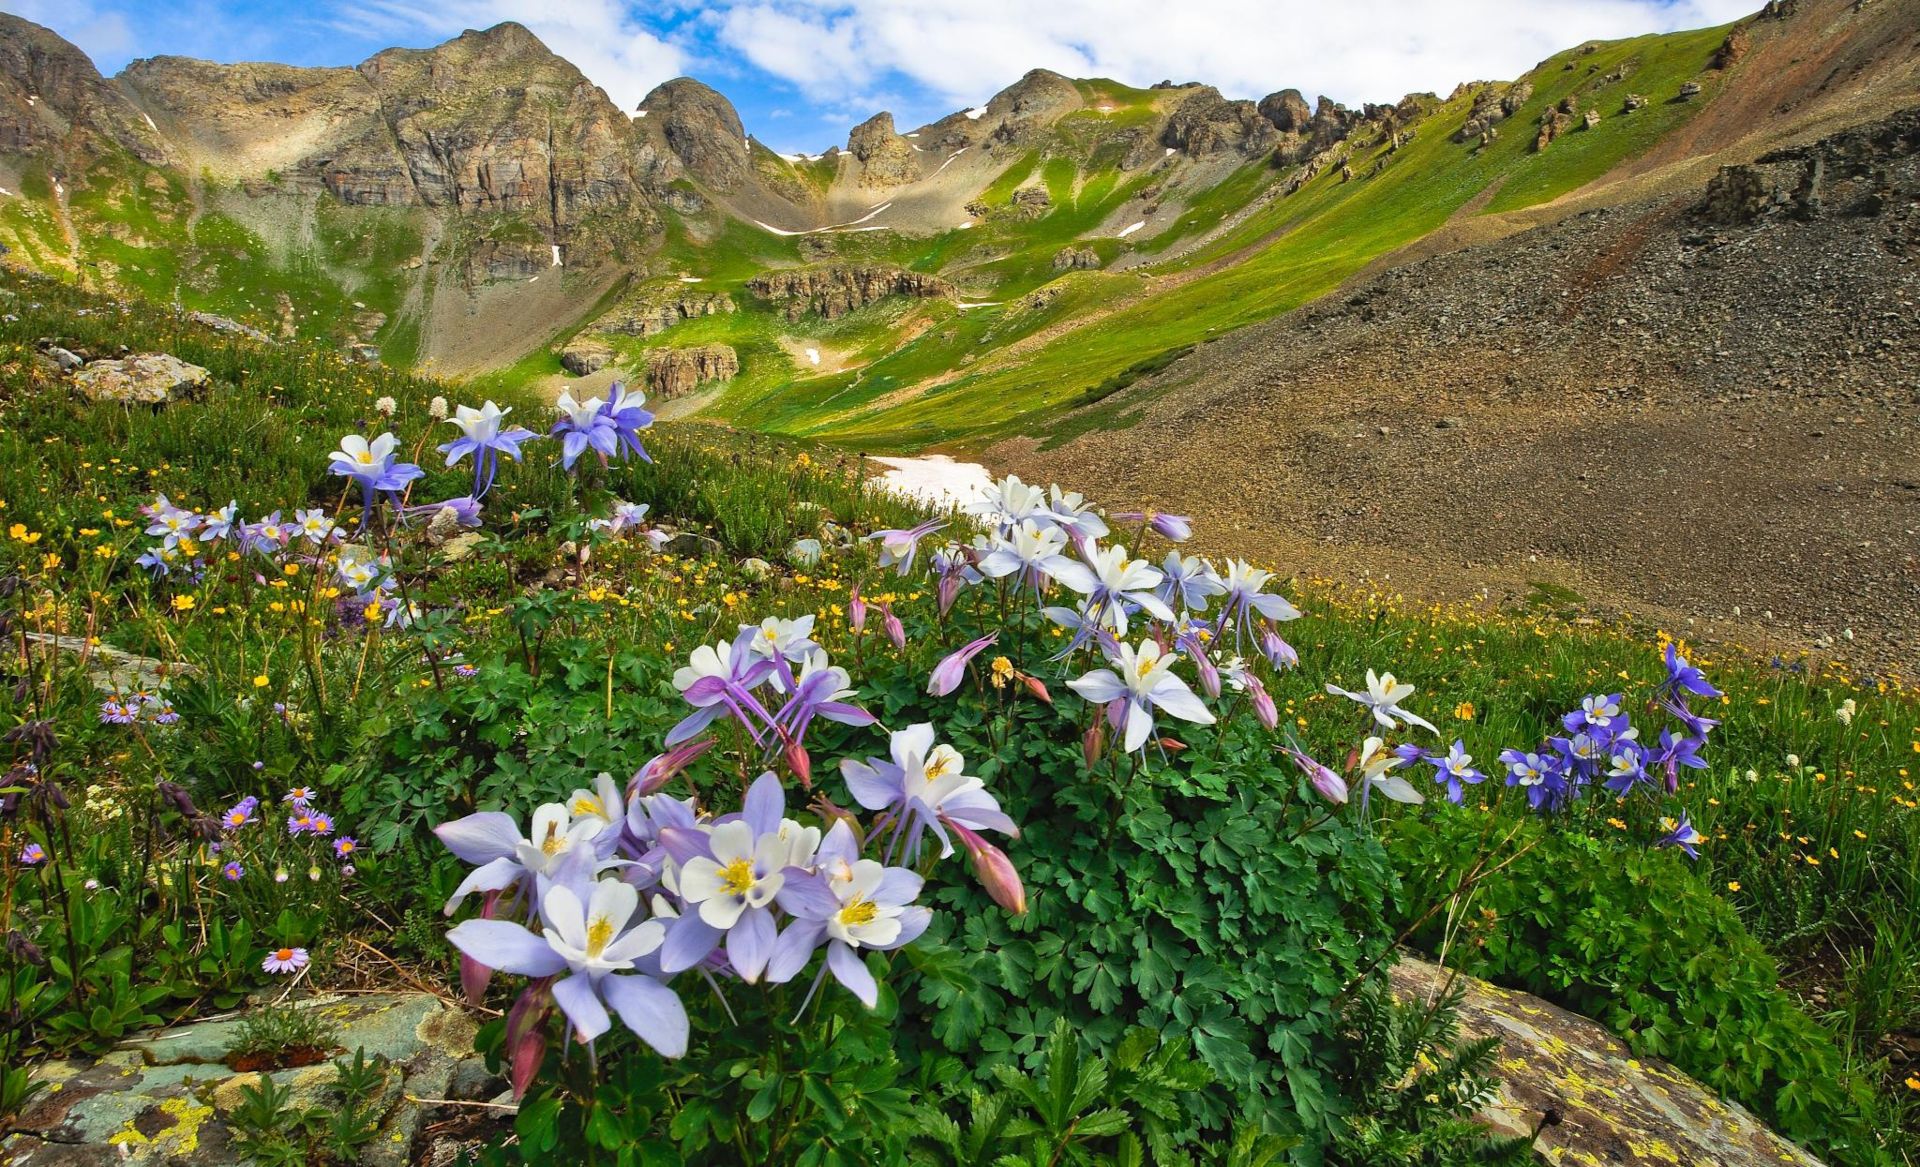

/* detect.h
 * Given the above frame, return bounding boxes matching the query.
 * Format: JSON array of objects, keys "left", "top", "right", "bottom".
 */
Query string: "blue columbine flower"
[
  {"left": 438, "top": 401, "right": 536, "bottom": 496},
  {"left": 1662, "top": 643, "right": 1721, "bottom": 700},
  {"left": 1426, "top": 740, "right": 1485, "bottom": 804},
  {"left": 1656, "top": 813, "right": 1704, "bottom": 859},
  {"left": 327, "top": 432, "right": 424, "bottom": 524}
]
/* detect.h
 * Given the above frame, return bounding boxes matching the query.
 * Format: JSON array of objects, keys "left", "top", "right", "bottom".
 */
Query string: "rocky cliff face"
[
  {"left": 848, "top": 112, "right": 919, "bottom": 186},
  {"left": 747, "top": 265, "right": 958, "bottom": 320},
  {"left": 646, "top": 344, "right": 739, "bottom": 396},
  {"left": 355, "top": 23, "right": 656, "bottom": 230},
  {"left": 636, "top": 77, "right": 748, "bottom": 193},
  {"left": 0, "top": 14, "right": 168, "bottom": 165},
  {"left": 593, "top": 286, "right": 737, "bottom": 337}
]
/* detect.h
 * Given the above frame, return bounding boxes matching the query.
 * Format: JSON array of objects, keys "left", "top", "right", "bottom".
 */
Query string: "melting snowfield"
[{"left": 869, "top": 455, "right": 995, "bottom": 511}]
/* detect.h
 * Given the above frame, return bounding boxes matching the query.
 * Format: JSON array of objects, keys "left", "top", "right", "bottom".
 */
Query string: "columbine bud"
[
  {"left": 952, "top": 821, "right": 1026, "bottom": 915},
  {"left": 1082, "top": 721, "right": 1106, "bottom": 768},
  {"left": 1158, "top": 737, "right": 1187, "bottom": 752},
  {"left": 461, "top": 893, "right": 502, "bottom": 1004},
  {"left": 1248, "top": 676, "right": 1278, "bottom": 730},
  {"left": 1018, "top": 672, "right": 1052, "bottom": 705},
  {"left": 938, "top": 572, "right": 963, "bottom": 616},
  {"left": 1289, "top": 748, "right": 1350, "bottom": 806},
  {"left": 784, "top": 738, "right": 813, "bottom": 789},
  {"left": 1261, "top": 626, "right": 1298, "bottom": 670},
  {"left": 1196, "top": 654, "right": 1221, "bottom": 700},
  {"left": 848, "top": 584, "right": 867, "bottom": 634},
  {"left": 881, "top": 603, "right": 905, "bottom": 650}
]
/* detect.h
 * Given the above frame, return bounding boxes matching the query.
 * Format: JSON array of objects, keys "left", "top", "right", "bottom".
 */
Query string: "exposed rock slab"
[
  {"left": 560, "top": 337, "right": 615, "bottom": 376},
  {"left": 71, "top": 353, "right": 209, "bottom": 405},
  {"left": 1389, "top": 958, "right": 1821, "bottom": 1167},
  {"left": 2, "top": 992, "right": 487, "bottom": 1167},
  {"left": 747, "top": 264, "right": 956, "bottom": 321},
  {"left": 21, "top": 632, "right": 200, "bottom": 694}
]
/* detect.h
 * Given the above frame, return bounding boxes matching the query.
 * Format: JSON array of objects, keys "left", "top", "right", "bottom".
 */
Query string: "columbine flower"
[
  {"left": 1357, "top": 736, "right": 1425, "bottom": 804},
  {"left": 667, "top": 629, "right": 778, "bottom": 746},
  {"left": 1501, "top": 749, "right": 1566, "bottom": 811},
  {"left": 1156, "top": 551, "right": 1225, "bottom": 612},
  {"left": 439, "top": 401, "right": 536, "bottom": 496},
  {"left": 551, "top": 390, "right": 619, "bottom": 471},
  {"left": 262, "top": 946, "right": 309, "bottom": 974},
  {"left": 1286, "top": 747, "right": 1349, "bottom": 805},
  {"left": 1426, "top": 741, "right": 1485, "bottom": 804},
  {"left": 294, "top": 508, "right": 337, "bottom": 545},
  {"left": 1043, "top": 485, "right": 1109, "bottom": 543},
  {"left": 1326, "top": 669, "right": 1438, "bottom": 734},
  {"left": 602, "top": 383, "right": 656, "bottom": 463},
  {"left": 199, "top": 501, "right": 239, "bottom": 543},
  {"left": 1217, "top": 559, "right": 1300, "bottom": 645},
  {"left": 977, "top": 522, "right": 1070, "bottom": 595},
  {"left": 1657, "top": 813, "right": 1704, "bottom": 859},
  {"left": 1048, "top": 542, "right": 1172, "bottom": 635},
  {"left": 144, "top": 495, "right": 201, "bottom": 549},
  {"left": 434, "top": 801, "right": 619, "bottom": 914},
  {"left": 327, "top": 432, "right": 423, "bottom": 522},
  {"left": 928, "top": 634, "right": 998, "bottom": 697},
  {"left": 765, "top": 821, "right": 932, "bottom": 1008},
  {"left": 448, "top": 878, "right": 687, "bottom": 1053},
  {"left": 1067, "top": 638, "right": 1215, "bottom": 753},
  {"left": 867, "top": 518, "right": 947, "bottom": 576},
  {"left": 1603, "top": 741, "right": 1649, "bottom": 794},
  {"left": 979, "top": 475, "right": 1052, "bottom": 531},
  {"left": 841, "top": 724, "right": 1015, "bottom": 860},
  {"left": 1564, "top": 693, "right": 1624, "bottom": 734},
  {"left": 1662, "top": 643, "right": 1721, "bottom": 699}
]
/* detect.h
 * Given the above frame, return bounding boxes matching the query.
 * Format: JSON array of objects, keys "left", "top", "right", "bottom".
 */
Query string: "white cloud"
[
  {"left": 703, "top": 0, "right": 1759, "bottom": 120},
  {"left": 10, "top": 0, "right": 137, "bottom": 62}
]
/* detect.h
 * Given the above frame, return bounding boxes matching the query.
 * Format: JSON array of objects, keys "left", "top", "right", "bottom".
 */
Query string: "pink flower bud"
[
  {"left": 881, "top": 602, "right": 905, "bottom": 649},
  {"left": 849, "top": 584, "right": 867, "bottom": 634},
  {"left": 1196, "top": 654, "right": 1220, "bottom": 700},
  {"left": 784, "top": 738, "right": 812, "bottom": 789},
  {"left": 510, "top": 1029, "right": 547, "bottom": 1100},
  {"left": 1247, "top": 676, "right": 1278, "bottom": 730},
  {"left": 951, "top": 821, "right": 1026, "bottom": 915},
  {"left": 1018, "top": 672, "right": 1052, "bottom": 705},
  {"left": 1082, "top": 720, "right": 1106, "bottom": 768},
  {"left": 938, "top": 572, "right": 963, "bottom": 616},
  {"left": 1158, "top": 736, "right": 1187, "bottom": 752}
]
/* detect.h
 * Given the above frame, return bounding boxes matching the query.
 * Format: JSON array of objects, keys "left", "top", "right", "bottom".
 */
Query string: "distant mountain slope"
[
  {"left": 994, "top": 103, "right": 1920, "bottom": 671},
  {"left": 0, "top": 0, "right": 1915, "bottom": 441}
]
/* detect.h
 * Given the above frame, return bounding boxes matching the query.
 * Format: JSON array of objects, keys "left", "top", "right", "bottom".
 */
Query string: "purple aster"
[{"left": 222, "top": 860, "right": 245, "bottom": 881}]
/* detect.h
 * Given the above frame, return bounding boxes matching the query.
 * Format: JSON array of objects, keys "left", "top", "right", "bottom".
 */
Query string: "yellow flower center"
[
  {"left": 925, "top": 754, "right": 952, "bottom": 780},
  {"left": 585, "top": 915, "right": 614, "bottom": 957},
  {"left": 356, "top": 451, "right": 374, "bottom": 464},
  {"left": 1136, "top": 654, "right": 1157, "bottom": 679},
  {"left": 838, "top": 899, "right": 878, "bottom": 928},
  {"left": 571, "top": 796, "right": 602, "bottom": 817},
  {"left": 540, "top": 822, "right": 565, "bottom": 855},
  {"left": 274, "top": 948, "right": 294, "bottom": 961},
  {"left": 719, "top": 858, "right": 755, "bottom": 896}
]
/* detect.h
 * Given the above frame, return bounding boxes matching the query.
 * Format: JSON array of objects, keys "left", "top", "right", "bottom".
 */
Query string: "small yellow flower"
[
  {"left": 252, "top": 674, "right": 270, "bottom": 688},
  {"left": 1726, "top": 881, "right": 1741, "bottom": 892},
  {"left": 172, "top": 595, "right": 196, "bottom": 612},
  {"left": 1453, "top": 701, "right": 1474, "bottom": 722}
]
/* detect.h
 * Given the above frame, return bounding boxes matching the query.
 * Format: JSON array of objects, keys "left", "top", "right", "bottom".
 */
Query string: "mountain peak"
[{"left": 637, "top": 77, "right": 749, "bottom": 193}]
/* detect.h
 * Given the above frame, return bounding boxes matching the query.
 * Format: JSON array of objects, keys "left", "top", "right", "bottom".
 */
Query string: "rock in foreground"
[
  {"left": 71, "top": 354, "right": 209, "bottom": 405},
  {"left": 1390, "top": 957, "right": 1822, "bottom": 1166}
]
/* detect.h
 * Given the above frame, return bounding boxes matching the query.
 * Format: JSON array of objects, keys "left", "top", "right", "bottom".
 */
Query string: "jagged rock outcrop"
[
  {"left": 1161, "top": 87, "right": 1279, "bottom": 158},
  {"left": 355, "top": 24, "right": 647, "bottom": 230},
  {"left": 747, "top": 265, "right": 957, "bottom": 321},
  {"left": 1389, "top": 959, "right": 1822, "bottom": 1166},
  {"left": 848, "top": 112, "right": 918, "bottom": 186},
  {"left": 0, "top": 13, "right": 169, "bottom": 165},
  {"left": 1712, "top": 28, "right": 1752, "bottom": 69},
  {"left": 594, "top": 286, "right": 735, "bottom": 337},
  {"left": 1257, "top": 88, "right": 1313, "bottom": 134},
  {"left": 646, "top": 344, "right": 737, "bottom": 396},
  {"left": 638, "top": 77, "right": 749, "bottom": 193},
  {"left": 1456, "top": 80, "right": 1533, "bottom": 143},
  {"left": 1053, "top": 246, "right": 1101, "bottom": 272},
  {"left": 1698, "top": 104, "right": 1920, "bottom": 226}
]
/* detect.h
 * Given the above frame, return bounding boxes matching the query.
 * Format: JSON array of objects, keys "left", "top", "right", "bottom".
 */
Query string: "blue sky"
[{"left": 12, "top": 0, "right": 1758, "bottom": 153}]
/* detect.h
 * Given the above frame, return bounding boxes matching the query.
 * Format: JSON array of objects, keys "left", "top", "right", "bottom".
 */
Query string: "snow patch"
[
  {"left": 1164, "top": 147, "right": 1176, "bottom": 156},
  {"left": 955, "top": 300, "right": 1001, "bottom": 310},
  {"left": 905, "top": 132, "right": 919, "bottom": 138},
  {"left": 0, "top": 187, "right": 12, "bottom": 198},
  {"left": 870, "top": 455, "right": 995, "bottom": 511},
  {"left": 927, "top": 147, "right": 968, "bottom": 179},
  {"left": 678, "top": 275, "right": 703, "bottom": 283},
  {"left": 955, "top": 221, "right": 974, "bottom": 230},
  {"left": 143, "top": 113, "right": 157, "bottom": 131},
  {"left": 805, "top": 347, "right": 820, "bottom": 366},
  {"left": 550, "top": 245, "right": 563, "bottom": 267},
  {"left": 962, "top": 107, "right": 986, "bottom": 120},
  {"left": 1117, "top": 220, "right": 1146, "bottom": 238},
  {"left": 753, "top": 200, "right": 893, "bottom": 237}
]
